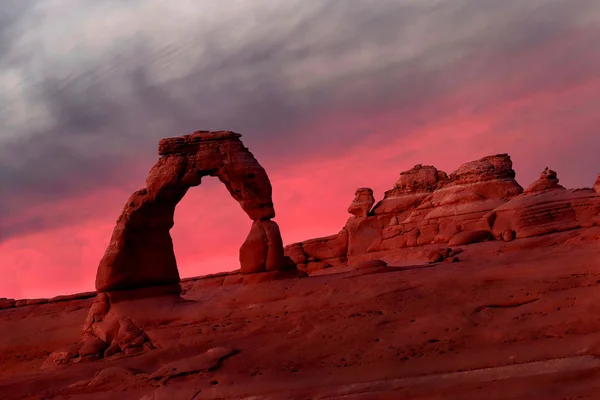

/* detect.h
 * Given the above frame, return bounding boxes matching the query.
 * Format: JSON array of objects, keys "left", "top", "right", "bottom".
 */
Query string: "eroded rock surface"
[
  {"left": 286, "top": 154, "right": 599, "bottom": 273},
  {"left": 348, "top": 188, "right": 375, "bottom": 217},
  {"left": 96, "top": 131, "right": 297, "bottom": 293},
  {"left": 524, "top": 167, "right": 564, "bottom": 193}
]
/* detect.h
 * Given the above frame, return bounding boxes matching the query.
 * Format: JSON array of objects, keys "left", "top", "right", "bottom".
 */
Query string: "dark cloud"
[{"left": 1, "top": 0, "right": 600, "bottom": 240}]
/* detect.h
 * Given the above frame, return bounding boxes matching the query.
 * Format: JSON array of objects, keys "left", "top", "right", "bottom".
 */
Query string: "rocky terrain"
[{"left": 1, "top": 131, "right": 599, "bottom": 400}]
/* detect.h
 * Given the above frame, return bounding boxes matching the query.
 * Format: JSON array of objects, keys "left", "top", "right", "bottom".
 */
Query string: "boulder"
[
  {"left": 42, "top": 344, "right": 81, "bottom": 369},
  {"left": 448, "top": 230, "right": 494, "bottom": 246},
  {"left": 502, "top": 229, "right": 516, "bottom": 242},
  {"left": 427, "top": 248, "right": 452, "bottom": 263},
  {"left": 348, "top": 188, "right": 375, "bottom": 217}
]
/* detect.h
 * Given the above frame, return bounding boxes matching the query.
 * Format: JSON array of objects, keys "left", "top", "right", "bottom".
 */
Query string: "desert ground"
[{"left": 1, "top": 227, "right": 600, "bottom": 400}]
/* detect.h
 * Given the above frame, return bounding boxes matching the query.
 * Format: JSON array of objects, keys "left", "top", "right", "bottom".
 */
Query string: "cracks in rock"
[{"left": 473, "top": 298, "right": 539, "bottom": 313}]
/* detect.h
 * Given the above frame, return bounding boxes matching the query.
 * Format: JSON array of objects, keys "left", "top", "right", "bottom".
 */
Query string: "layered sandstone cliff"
[{"left": 285, "top": 154, "right": 600, "bottom": 272}]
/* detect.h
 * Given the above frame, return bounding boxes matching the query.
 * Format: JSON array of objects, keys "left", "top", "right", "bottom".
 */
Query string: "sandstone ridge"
[{"left": 285, "top": 154, "right": 600, "bottom": 273}]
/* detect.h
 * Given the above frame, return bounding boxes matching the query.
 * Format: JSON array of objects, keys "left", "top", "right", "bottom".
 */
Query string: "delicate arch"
[{"left": 95, "top": 131, "right": 292, "bottom": 292}]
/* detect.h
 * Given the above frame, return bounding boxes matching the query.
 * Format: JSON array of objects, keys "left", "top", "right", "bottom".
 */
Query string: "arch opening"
[{"left": 172, "top": 177, "right": 251, "bottom": 279}]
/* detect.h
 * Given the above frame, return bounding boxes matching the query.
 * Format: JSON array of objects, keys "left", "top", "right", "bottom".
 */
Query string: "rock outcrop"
[
  {"left": 594, "top": 174, "right": 600, "bottom": 193},
  {"left": 524, "top": 167, "right": 563, "bottom": 193},
  {"left": 371, "top": 164, "right": 448, "bottom": 215},
  {"left": 285, "top": 154, "right": 600, "bottom": 273},
  {"left": 487, "top": 168, "right": 600, "bottom": 239},
  {"left": 96, "top": 131, "right": 297, "bottom": 293},
  {"left": 348, "top": 188, "right": 375, "bottom": 217}
]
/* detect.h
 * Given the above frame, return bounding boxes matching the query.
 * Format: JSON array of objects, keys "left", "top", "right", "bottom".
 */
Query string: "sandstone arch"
[{"left": 95, "top": 131, "right": 294, "bottom": 292}]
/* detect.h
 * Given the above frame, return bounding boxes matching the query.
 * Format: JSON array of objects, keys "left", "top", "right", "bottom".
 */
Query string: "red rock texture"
[
  {"left": 594, "top": 174, "right": 600, "bottom": 193},
  {"left": 448, "top": 230, "right": 494, "bottom": 246},
  {"left": 524, "top": 167, "right": 564, "bottom": 193},
  {"left": 347, "top": 187, "right": 375, "bottom": 217},
  {"left": 96, "top": 131, "right": 296, "bottom": 293},
  {"left": 371, "top": 164, "right": 448, "bottom": 215},
  {"left": 3, "top": 228, "right": 600, "bottom": 399},
  {"left": 286, "top": 154, "right": 600, "bottom": 274},
  {"left": 488, "top": 188, "right": 600, "bottom": 239}
]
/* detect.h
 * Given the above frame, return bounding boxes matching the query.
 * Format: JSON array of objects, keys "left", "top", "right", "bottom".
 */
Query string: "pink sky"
[{"left": 1, "top": 1, "right": 600, "bottom": 299}]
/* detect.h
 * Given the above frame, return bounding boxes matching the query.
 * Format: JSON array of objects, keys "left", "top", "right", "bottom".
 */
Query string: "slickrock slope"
[
  {"left": 1, "top": 144, "right": 599, "bottom": 400},
  {"left": 1, "top": 229, "right": 600, "bottom": 399}
]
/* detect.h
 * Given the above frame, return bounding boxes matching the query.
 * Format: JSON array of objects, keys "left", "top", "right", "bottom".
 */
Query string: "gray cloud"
[{"left": 1, "top": 0, "right": 600, "bottom": 240}]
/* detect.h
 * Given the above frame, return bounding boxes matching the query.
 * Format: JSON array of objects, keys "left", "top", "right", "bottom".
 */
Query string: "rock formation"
[
  {"left": 96, "top": 131, "right": 297, "bottom": 293},
  {"left": 594, "top": 174, "right": 600, "bottom": 193},
  {"left": 524, "top": 167, "right": 563, "bottom": 193},
  {"left": 285, "top": 154, "right": 600, "bottom": 272},
  {"left": 348, "top": 188, "right": 375, "bottom": 217}
]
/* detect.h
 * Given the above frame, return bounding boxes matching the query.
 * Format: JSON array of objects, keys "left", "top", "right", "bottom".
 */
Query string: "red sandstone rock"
[
  {"left": 372, "top": 165, "right": 448, "bottom": 215},
  {"left": 242, "top": 269, "right": 308, "bottom": 284},
  {"left": 449, "top": 248, "right": 464, "bottom": 257},
  {"left": 348, "top": 188, "right": 375, "bottom": 217},
  {"left": 239, "top": 220, "right": 287, "bottom": 273},
  {"left": 301, "top": 228, "right": 349, "bottom": 260},
  {"left": 49, "top": 292, "right": 96, "bottom": 303},
  {"left": 427, "top": 248, "right": 451, "bottom": 263},
  {"left": 524, "top": 167, "right": 564, "bottom": 193},
  {"left": 96, "top": 131, "right": 295, "bottom": 293},
  {"left": 378, "top": 155, "right": 523, "bottom": 250},
  {"left": 345, "top": 215, "right": 392, "bottom": 256},
  {"left": 448, "top": 230, "right": 494, "bottom": 246},
  {"left": 284, "top": 242, "right": 307, "bottom": 265},
  {"left": 351, "top": 259, "right": 388, "bottom": 269},
  {"left": 104, "top": 318, "right": 154, "bottom": 357},
  {"left": 489, "top": 189, "right": 600, "bottom": 239},
  {"left": 79, "top": 337, "right": 108, "bottom": 361},
  {"left": 41, "top": 343, "right": 81, "bottom": 369},
  {"left": 502, "top": 229, "right": 516, "bottom": 242},
  {"left": 150, "top": 347, "right": 236, "bottom": 381},
  {"left": 191, "top": 276, "right": 226, "bottom": 289},
  {"left": 25, "top": 298, "right": 49, "bottom": 306},
  {"left": 223, "top": 273, "right": 244, "bottom": 285},
  {"left": 0, "top": 298, "right": 16, "bottom": 309},
  {"left": 594, "top": 174, "right": 600, "bottom": 193},
  {"left": 88, "top": 366, "right": 137, "bottom": 388}
]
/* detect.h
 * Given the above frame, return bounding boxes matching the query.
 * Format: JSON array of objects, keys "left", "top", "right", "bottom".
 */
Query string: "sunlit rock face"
[
  {"left": 96, "top": 131, "right": 294, "bottom": 293},
  {"left": 286, "top": 154, "right": 600, "bottom": 273}
]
